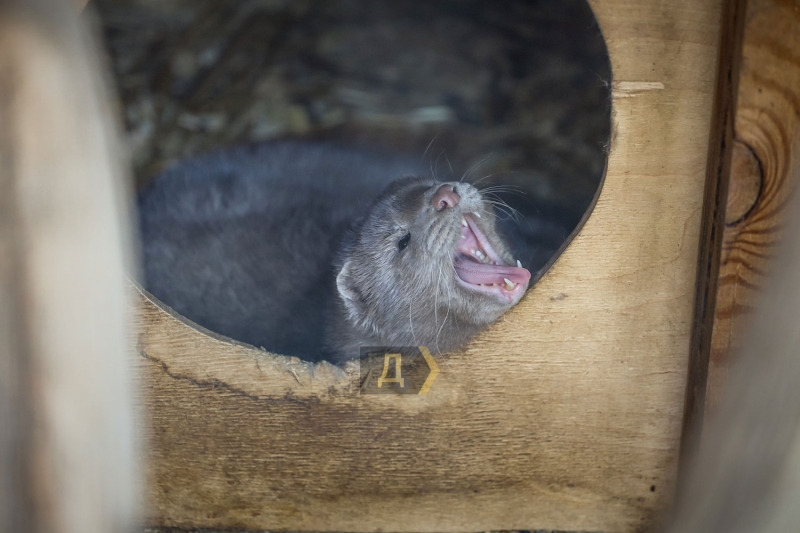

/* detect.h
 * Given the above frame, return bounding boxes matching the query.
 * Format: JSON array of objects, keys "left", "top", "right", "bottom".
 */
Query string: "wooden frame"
[{"left": 136, "top": 0, "right": 729, "bottom": 531}]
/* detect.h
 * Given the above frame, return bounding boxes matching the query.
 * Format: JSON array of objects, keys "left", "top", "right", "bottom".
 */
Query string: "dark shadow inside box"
[{"left": 97, "top": 0, "right": 611, "bottom": 360}]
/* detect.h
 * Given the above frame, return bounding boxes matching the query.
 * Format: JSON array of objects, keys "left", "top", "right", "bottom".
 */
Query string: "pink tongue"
[{"left": 454, "top": 256, "right": 531, "bottom": 286}]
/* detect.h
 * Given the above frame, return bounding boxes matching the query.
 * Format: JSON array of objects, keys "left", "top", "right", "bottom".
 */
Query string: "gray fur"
[
  {"left": 138, "top": 141, "right": 425, "bottom": 361},
  {"left": 328, "top": 177, "right": 524, "bottom": 361},
  {"left": 138, "top": 141, "right": 528, "bottom": 363}
]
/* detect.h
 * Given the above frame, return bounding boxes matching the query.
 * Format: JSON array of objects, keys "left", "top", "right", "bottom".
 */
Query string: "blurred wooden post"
[
  {"left": 667, "top": 77, "right": 800, "bottom": 533},
  {"left": 0, "top": 1, "right": 138, "bottom": 532},
  {"left": 667, "top": 0, "right": 800, "bottom": 529}
]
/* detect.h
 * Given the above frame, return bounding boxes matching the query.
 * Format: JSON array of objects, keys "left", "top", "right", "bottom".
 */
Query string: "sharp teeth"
[
  {"left": 474, "top": 250, "right": 485, "bottom": 260},
  {"left": 516, "top": 260, "right": 522, "bottom": 268},
  {"left": 474, "top": 212, "right": 482, "bottom": 218},
  {"left": 504, "top": 278, "right": 515, "bottom": 290},
  {"left": 462, "top": 217, "right": 468, "bottom": 227}
]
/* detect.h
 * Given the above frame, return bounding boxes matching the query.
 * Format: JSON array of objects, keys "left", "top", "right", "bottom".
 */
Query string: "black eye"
[{"left": 398, "top": 232, "right": 411, "bottom": 251}]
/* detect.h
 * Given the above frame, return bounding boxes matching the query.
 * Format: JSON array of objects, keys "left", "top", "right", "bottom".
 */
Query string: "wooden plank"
[
  {"left": 680, "top": 0, "right": 747, "bottom": 470},
  {"left": 0, "top": 1, "right": 138, "bottom": 532},
  {"left": 136, "top": 0, "right": 726, "bottom": 531},
  {"left": 0, "top": 19, "right": 34, "bottom": 530},
  {"left": 705, "top": 0, "right": 800, "bottom": 412}
]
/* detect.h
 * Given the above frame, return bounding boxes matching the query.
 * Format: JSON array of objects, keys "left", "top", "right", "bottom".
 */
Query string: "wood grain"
[
  {"left": 135, "top": 0, "right": 727, "bottom": 531},
  {"left": 680, "top": 0, "right": 747, "bottom": 475},
  {"left": 706, "top": 0, "right": 800, "bottom": 412},
  {"left": 0, "top": 1, "right": 138, "bottom": 532}
]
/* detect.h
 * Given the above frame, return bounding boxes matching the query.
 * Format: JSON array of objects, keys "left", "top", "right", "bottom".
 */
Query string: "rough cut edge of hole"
[
  {"left": 131, "top": 279, "right": 354, "bottom": 386},
  {"left": 133, "top": 278, "right": 470, "bottom": 410}
]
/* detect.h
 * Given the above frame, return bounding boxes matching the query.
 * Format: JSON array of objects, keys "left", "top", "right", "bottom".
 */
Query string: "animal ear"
[{"left": 336, "top": 261, "right": 366, "bottom": 322}]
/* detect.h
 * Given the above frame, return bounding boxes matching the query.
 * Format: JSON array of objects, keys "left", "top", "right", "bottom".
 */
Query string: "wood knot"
[{"left": 725, "top": 139, "right": 763, "bottom": 225}]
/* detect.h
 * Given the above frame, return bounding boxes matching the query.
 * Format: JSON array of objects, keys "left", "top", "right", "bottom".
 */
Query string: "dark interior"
[{"left": 96, "top": 0, "right": 612, "bottom": 358}]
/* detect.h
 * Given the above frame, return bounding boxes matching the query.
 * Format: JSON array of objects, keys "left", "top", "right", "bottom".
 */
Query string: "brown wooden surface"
[
  {"left": 706, "top": 0, "right": 800, "bottom": 412},
  {"left": 0, "top": 1, "right": 138, "bottom": 532},
  {"left": 0, "top": 12, "right": 33, "bottom": 528},
  {"left": 680, "top": 0, "right": 747, "bottom": 469},
  {"left": 136, "top": 0, "right": 726, "bottom": 531}
]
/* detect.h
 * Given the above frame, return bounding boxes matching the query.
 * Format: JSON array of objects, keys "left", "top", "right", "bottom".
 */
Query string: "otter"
[
  {"left": 138, "top": 141, "right": 531, "bottom": 363},
  {"left": 329, "top": 177, "right": 530, "bottom": 361}
]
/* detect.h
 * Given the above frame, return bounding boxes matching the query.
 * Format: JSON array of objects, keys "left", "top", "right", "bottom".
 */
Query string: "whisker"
[
  {"left": 481, "top": 190, "right": 530, "bottom": 216},
  {"left": 460, "top": 154, "right": 495, "bottom": 183},
  {"left": 485, "top": 201, "right": 526, "bottom": 226},
  {"left": 482, "top": 197, "right": 528, "bottom": 227},
  {"left": 480, "top": 189, "right": 530, "bottom": 202},
  {"left": 435, "top": 263, "right": 451, "bottom": 355},
  {"left": 484, "top": 202, "right": 517, "bottom": 222},
  {"left": 478, "top": 183, "right": 539, "bottom": 211},
  {"left": 479, "top": 184, "right": 527, "bottom": 194},
  {"left": 421, "top": 131, "right": 441, "bottom": 162},
  {"left": 433, "top": 149, "right": 446, "bottom": 182},
  {"left": 471, "top": 204, "right": 499, "bottom": 221},
  {"left": 408, "top": 300, "right": 418, "bottom": 345},
  {"left": 470, "top": 170, "right": 520, "bottom": 187},
  {"left": 434, "top": 269, "right": 439, "bottom": 354},
  {"left": 437, "top": 352, "right": 454, "bottom": 373},
  {"left": 482, "top": 193, "right": 524, "bottom": 212},
  {"left": 443, "top": 152, "right": 454, "bottom": 180}
]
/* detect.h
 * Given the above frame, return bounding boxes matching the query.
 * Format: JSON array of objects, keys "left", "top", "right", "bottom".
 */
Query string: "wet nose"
[{"left": 431, "top": 184, "right": 460, "bottom": 211}]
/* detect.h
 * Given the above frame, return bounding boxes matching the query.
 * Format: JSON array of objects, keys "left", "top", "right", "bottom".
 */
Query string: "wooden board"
[
  {"left": 705, "top": 0, "right": 800, "bottom": 412},
  {"left": 0, "top": 1, "right": 138, "bottom": 532},
  {"left": 136, "top": 0, "right": 726, "bottom": 531},
  {"left": 679, "top": 0, "right": 746, "bottom": 470}
]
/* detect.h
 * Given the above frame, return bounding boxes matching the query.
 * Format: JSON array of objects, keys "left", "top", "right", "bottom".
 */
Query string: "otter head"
[{"left": 333, "top": 176, "right": 531, "bottom": 356}]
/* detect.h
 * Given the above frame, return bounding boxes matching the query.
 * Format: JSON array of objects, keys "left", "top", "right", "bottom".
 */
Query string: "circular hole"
[{"left": 97, "top": 0, "right": 611, "bottom": 362}]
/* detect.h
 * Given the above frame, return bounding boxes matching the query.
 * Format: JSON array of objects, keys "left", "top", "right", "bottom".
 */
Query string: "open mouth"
[{"left": 453, "top": 214, "right": 531, "bottom": 303}]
